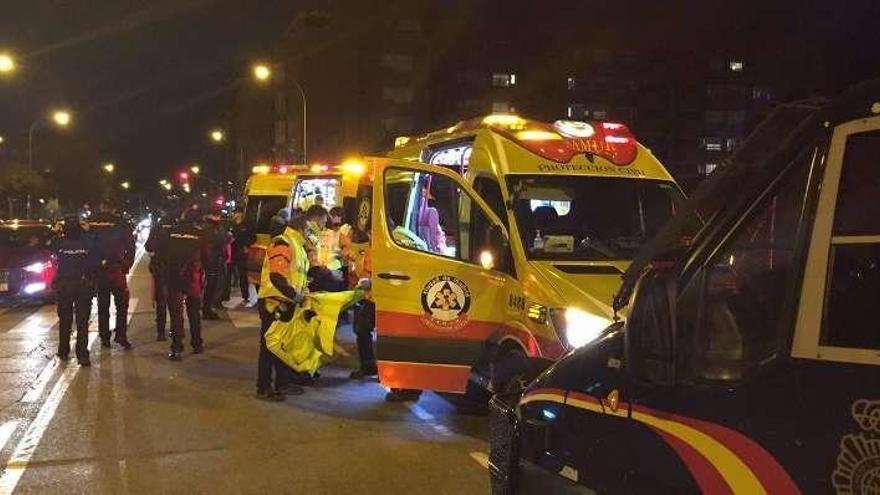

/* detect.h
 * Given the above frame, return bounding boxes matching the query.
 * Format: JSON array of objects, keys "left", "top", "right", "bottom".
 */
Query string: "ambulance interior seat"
[{"left": 532, "top": 206, "right": 559, "bottom": 235}]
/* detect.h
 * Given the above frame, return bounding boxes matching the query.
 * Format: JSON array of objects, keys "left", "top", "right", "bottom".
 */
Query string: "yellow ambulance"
[
  {"left": 242, "top": 162, "right": 364, "bottom": 282},
  {"left": 366, "top": 114, "right": 685, "bottom": 396}
]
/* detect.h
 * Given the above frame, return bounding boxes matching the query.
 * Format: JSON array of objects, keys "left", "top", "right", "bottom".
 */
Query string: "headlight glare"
[
  {"left": 562, "top": 307, "right": 612, "bottom": 348},
  {"left": 24, "top": 262, "right": 47, "bottom": 274}
]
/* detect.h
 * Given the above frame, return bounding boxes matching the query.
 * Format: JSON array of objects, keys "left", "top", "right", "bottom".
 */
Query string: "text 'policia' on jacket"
[{"left": 487, "top": 80, "right": 880, "bottom": 494}]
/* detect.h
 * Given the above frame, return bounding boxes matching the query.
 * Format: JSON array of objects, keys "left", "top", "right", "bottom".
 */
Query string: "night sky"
[
  {"left": 2, "top": 0, "right": 879, "bottom": 191},
  {"left": 0, "top": 0, "right": 299, "bottom": 185}
]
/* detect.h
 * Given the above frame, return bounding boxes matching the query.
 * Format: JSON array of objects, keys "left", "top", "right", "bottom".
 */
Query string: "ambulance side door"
[{"left": 372, "top": 160, "right": 514, "bottom": 393}]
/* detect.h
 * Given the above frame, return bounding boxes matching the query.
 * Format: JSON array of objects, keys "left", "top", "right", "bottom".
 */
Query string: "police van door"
[
  {"left": 791, "top": 113, "right": 880, "bottom": 493},
  {"left": 372, "top": 159, "right": 514, "bottom": 393}
]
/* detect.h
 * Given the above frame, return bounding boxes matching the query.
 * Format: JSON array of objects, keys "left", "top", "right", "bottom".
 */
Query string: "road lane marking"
[
  {"left": 0, "top": 422, "right": 18, "bottom": 455},
  {"left": 0, "top": 243, "right": 147, "bottom": 493},
  {"left": 20, "top": 360, "right": 61, "bottom": 403},
  {"left": 20, "top": 298, "right": 138, "bottom": 404},
  {"left": 469, "top": 451, "right": 489, "bottom": 470},
  {"left": 407, "top": 403, "right": 453, "bottom": 437}
]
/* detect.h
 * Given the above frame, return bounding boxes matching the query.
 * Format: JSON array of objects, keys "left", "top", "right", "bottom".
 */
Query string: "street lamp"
[
  {"left": 209, "top": 129, "right": 225, "bottom": 143},
  {"left": 0, "top": 135, "right": 5, "bottom": 145},
  {"left": 103, "top": 162, "right": 115, "bottom": 173},
  {"left": 251, "top": 61, "right": 307, "bottom": 162},
  {"left": 189, "top": 165, "right": 200, "bottom": 175},
  {"left": 52, "top": 110, "right": 72, "bottom": 127},
  {"left": 27, "top": 108, "right": 73, "bottom": 218},
  {"left": 120, "top": 181, "right": 131, "bottom": 190},
  {"left": 161, "top": 182, "right": 172, "bottom": 191},
  {"left": 252, "top": 63, "right": 271, "bottom": 82},
  {"left": 0, "top": 52, "right": 15, "bottom": 75}
]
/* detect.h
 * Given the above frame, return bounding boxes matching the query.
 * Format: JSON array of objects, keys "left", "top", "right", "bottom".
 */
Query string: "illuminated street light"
[
  {"left": 52, "top": 110, "right": 72, "bottom": 127},
  {"left": 159, "top": 179, "right": 169, "bottom": 186},
  {"left": 252, "top": 63, "right": 272, "bottom": 82},
  {"left": 120, "top": 181, "right": 131, "bottom": 190},
  {"left": 0, "top": 52, "right": 15, "bottom": 75},
  {"left": 0, "top": 135, "right": 4, "bottom": 145},
  {"left": 27, "top": 108, "right": 74, "bottom": 218},
  {"left": 210, "top": 129, "right": 225, "bottom": 143},
  {"left": 250, "top": 60, "right": 307, "bottom": 161},
  {"left": 162, "top": 182, "right": 172, "bottom": 191},
  {"left": 189, "top": 165, "right": 200, "bottom": 175},
  {"left": 103, "top": 162, "right": 115, "bottom": 173}
]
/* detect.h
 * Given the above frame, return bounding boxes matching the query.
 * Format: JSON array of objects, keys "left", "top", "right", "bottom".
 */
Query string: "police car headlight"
[
  {"left": 552, "top": 307, "right": 612, "bottom": 349},
  {"left": 24, "top": 262, "right": 47, "bottom": 274}
]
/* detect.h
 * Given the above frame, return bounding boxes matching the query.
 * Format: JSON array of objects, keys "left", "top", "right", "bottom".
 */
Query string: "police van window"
[
  {"left": 384, "top": 168, "right": 503, "bottom": 269},
  {"left": 245, "top": 195, "right": 288, "bottom": 235},
  {"left": 472, "top": 176, "right": 507, "bottom": 228},
  {"left": 678, "top": 145, "right": 815, "bottom": 382},
  {"left": 821, "top": 129, "right": 880, "bottom": 350}
]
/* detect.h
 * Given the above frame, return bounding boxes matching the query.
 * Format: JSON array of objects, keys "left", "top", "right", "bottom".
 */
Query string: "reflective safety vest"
[{"left": 258, "top": 227, "right": 309, "bottom": 304}]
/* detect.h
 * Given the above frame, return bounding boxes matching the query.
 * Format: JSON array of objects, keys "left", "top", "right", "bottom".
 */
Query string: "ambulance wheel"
[{"left": 491, "top": 347, "right": 531, "bottom": 395}]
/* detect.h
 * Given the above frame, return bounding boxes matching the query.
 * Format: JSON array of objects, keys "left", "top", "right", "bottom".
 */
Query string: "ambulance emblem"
[
  {"left": 420, "top": 275, "right": 471, "bottom": 331},
  {"left": 833, "top": 399, "right": 880, "bottom": 494}
]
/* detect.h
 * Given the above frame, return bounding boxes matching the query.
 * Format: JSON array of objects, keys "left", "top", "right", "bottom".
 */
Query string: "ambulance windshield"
[{"left": 509, "top": 175, "right": 684, "bottom": 261}]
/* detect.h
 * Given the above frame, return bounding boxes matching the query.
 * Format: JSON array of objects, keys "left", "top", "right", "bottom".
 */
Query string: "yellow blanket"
[{"left": 266, "top": 290, "right": 364, "bottom": 375}]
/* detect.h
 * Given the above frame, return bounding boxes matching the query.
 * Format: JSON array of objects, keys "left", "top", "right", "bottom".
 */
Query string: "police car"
[{"left": 488, "top": 81, "right": 880, "bottom": 493}]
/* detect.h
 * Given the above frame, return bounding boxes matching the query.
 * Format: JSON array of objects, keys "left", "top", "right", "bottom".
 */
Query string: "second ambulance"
[{"left": 367, "top": 114, "right": 684, "bottom": 397}]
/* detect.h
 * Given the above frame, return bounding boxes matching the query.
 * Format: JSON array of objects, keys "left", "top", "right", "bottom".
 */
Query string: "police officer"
[
  {"left": 201, "top": 208, "right": 226, "bottom": 320},
  {"left": 225, "top": 207, "right": 255, "bottom": 304},
  {"left": 165, "top": 207, "right": 208, "bottom": 361},
  {"left": 54, "top": 215, "right": 100, "bottom": 366},
  {"left": 91, "top": 211, "right": 136, "bottom": 349},
  {"left": 145, "top": 212, "right": 174, "bottom": 341}
]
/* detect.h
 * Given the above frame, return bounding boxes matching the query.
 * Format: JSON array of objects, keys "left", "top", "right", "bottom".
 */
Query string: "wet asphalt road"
[{"left": 0, "top": 234, "right": 490, "bottom": 494}]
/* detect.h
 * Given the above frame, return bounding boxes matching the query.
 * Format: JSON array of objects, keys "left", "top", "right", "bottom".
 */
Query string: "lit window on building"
[
  {"left": 382, "top": 86, "right": 413, "bottom": 104},
  {"left": 705, "top": 137, "right": 722, "bottom": 151},
  {"left": 726, "top": 137, "right": 739, "bottom": 151},
  {"left": 492, "top": 101, "right": 513, "bottom": 113},
  {"left": 381, "top": 54, "right": 414, "bottom": 72},
  {"left": 701, "top": 163, "right": 719, "bottom": 175},
  {"left": 729, "top": 60, "right": 744, "bottom": 72},
  {"left": 592, "top": 110, "right": 607, "bottom": 120},
  {"left": 566, "top": 104, "right": 586, "bottom": 119},
  {"left": 752, "top": 86, "right": 771, "bottom": 100},
  {"left": 492, "top": 73, "right": 516, "bottom": 87},
  {"left": 567, "top": 76, "right": 576, "bottom": 90}
]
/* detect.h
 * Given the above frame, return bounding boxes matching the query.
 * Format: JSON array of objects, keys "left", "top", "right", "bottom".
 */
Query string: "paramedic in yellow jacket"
[{"left": 255, "top": 214, "right": 310, "bottom": 401}]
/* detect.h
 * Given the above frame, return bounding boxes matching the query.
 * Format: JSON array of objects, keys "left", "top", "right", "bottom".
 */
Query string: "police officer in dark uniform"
[
  {"left": 145, "top": 213, "right": 175, "bottom": 341},
  {"left": 165, "top": 207, "right": 208, "bottom": 361},
  {"left": 54, "top": 215, "right": 100, "bottom": 366},
  {"left": 201, "top": 207, "right": 226, "bottom": 320},
  {"left": 91, "top": 211, "right": 136, "bottom": 350}
]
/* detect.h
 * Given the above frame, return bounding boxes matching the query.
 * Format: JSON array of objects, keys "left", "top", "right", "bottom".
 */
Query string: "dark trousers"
[
  {"left": 152, "top": 272, "right": 168, "bottom": 337},
  {"left": 257, "top": 300, "right": 289, "bottom": 392},
  {"left": 56, "top": 279, "right": 93, "bottom": 359},
  {"left": 97, "top": 269, "right": 130, "bottom": 343},
  {"left": 203, "top": 260, "right": 224, "bottom": 312},
  {"left": 168, "top": 287, "right": 202, "bottom": 353},
  {"left": 353, "top": 300, "right": 377, "bottom": 373},
  {"left": 230, "top": 256, "right": 249, "bottom": 300}
]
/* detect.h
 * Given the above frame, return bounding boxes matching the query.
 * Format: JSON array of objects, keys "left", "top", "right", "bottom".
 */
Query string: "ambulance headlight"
[{"left": 552, "top": 307, "right": 612, "bottom": 349}]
